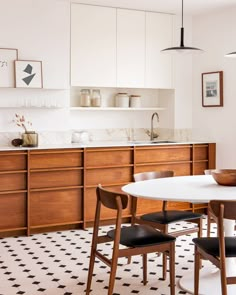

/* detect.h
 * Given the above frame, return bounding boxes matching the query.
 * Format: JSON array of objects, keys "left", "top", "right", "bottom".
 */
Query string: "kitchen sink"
[{"left": 128, "top": 140, "right": 177, "bottom": 145}]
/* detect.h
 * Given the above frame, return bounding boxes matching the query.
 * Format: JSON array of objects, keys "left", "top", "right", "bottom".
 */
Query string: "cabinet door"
[
  {"left": 146, "top": 12, "right": 173, "bottom": 89},
  {"left": 71, "top": 4, "right": 116, "bottom": 87},
  {"left": 117, "top": 9, "right": 145, "bottom": 88}
]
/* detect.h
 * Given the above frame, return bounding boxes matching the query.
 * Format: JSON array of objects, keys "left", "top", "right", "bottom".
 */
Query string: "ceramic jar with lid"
[
  {"left": 130, "top": 95, "right": 141, "bottom": 108},
  {"left": 115, "top": 93, "right": 129, "bottom": 108},
  {"left": 80, "top": 89, "right": 91, "bottom": 107}
]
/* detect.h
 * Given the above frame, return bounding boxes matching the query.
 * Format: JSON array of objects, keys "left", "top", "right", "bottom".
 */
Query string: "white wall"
[
  {"left": 0, "top": 0, "right": 70, "bottom": 132},
  {"left": 192, "top": 6, "right": 236, "bottom": 167},
  {"left": 172, "top": 15, "right": 193, "bottom": 129}
]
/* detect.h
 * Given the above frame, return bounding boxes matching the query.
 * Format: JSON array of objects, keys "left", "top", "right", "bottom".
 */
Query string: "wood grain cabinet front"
[
  {"left": 0, "top": 143, "right": 215, "bottom": 237},
  {"left": 0, "top": 151, "right": 27, "bottom": 236},
  {"left": 84, "top": 147, "right": 133, "bottom": 225},
  {"left": 29, "top": 149, "right": 84, "bottom": 234}
]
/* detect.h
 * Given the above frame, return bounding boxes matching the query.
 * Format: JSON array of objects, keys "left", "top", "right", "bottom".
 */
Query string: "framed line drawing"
[
  {"left": 202, "top": 71, "right": 223, "bottom": 107},
  {"left": 0, "top": 48, "right": 18, "bottom": 87},
  {"left": 15, "top": 60, "right": 43, "bottom": 88}
]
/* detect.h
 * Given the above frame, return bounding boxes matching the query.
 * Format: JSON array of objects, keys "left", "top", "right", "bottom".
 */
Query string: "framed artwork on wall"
[
  {"left": 15, "top": 60, "right": 43, "bottom": 88},
  {"left": 202, "top": 71, "right": 223, "bottom": 107},
  {"left": 0, "top": 48, "right": 18, "bottom": 87}
]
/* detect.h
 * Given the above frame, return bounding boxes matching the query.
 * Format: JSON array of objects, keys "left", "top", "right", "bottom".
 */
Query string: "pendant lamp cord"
[{"left": 180, "top": 0, "right": 184, "bottom": 47}]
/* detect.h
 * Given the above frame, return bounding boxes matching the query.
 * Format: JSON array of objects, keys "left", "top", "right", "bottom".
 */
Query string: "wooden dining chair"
[
  {"left": 193, "top": 200, "right": 236, "bottom": 295},
  {"left": 131, "top": 170, "right": 203, "bottom": 279},
  {"left": 86, "top": 184, "right": 176, "bottom": 295}
]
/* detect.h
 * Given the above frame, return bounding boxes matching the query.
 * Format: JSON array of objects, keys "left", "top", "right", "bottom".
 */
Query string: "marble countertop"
[{"left": 0, "top": 140, "right": 213, "bottom": 151}]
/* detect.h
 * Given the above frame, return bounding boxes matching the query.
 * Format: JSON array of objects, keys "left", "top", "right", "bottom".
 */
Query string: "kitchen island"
[{"left": 0, "top": 141, "right": 215, "bottom": 237}]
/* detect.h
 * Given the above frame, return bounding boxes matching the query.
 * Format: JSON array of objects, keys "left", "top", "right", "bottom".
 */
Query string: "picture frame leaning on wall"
[
  {"left": 15, "top": 60, "right": 43, "bottom": 89},
  {"left": 0, "top": 48, "right": 18, "bottom": 87}
]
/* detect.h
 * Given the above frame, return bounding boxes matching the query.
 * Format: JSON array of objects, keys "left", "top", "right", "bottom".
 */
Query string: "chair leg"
[
  {"left": 197, "top": 219, "right": 203, "bottom": 269},
  {"left": 162, "top": 253, "right": 167, "bottom": 280},
  {"left": 142, "top": 253, "right": 148, "bottom": 285},
  {"left": 108, "top": 256, "right": 119, "bottom": 295},
  {"left": 162, "top": 225, "right": 168, "bottom": 280},
  {"left": 220, "top": 260, "right": 227, "bottom": 295},
  {"left": 194, "top": 246, "right": 200, "bottom": 295},
  {"left": 169, "top": 243, "right": 175, "bottom": 295},
  {"left": 86, "top": 250, "right": 96, "bottom": 294}
]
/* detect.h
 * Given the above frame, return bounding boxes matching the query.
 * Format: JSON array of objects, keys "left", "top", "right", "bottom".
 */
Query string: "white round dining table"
[{"left": 122, "top": 175, "right": 236, "bottom": 295}]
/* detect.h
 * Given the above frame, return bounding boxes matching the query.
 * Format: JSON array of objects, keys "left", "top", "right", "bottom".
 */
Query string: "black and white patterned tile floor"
[{"left": 0, "top": 218, "right": 215, "bottom": 295}]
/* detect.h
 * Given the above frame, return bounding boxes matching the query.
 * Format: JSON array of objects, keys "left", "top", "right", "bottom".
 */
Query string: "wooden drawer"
[
  {"left": 0, "top": 173, "right": 26, "bottom": 191},
  {"left": 30, "top": 189, "right": 83, "bottom": 226},
  {"left": 193, "top": 162, "right": 208, "bottom": 175},
  {"left": 167, "top": 201, "right": 191, "bottom": 210},
  {"left": 86, "top": 148, "right": 132, "bottom": 167},
  {"left": 135, "top": 163, "right": 191, "bottom": 176},
  {"left": 30, "top": 170, "right": 82, "bottom": 189},
  {"left": 136, "top": 145, "right": 191, "bottom": 163},
  {"left": 193, "top": 145, "right": 208, "bottom": 161},
  {"left": 0, "top": 153, "right": 26, "bottom": 171},
  {"left": 85, "top": 186, "right": 131, "bottom": 221},
  {"left": 30, "top": 150, "right": 83, "bottom": 169},
  {"left": 0, "top": 193, "right": 26, "bottom": 229},
  {"left": 86, "top": 167, "right": 132, "bottom": 186}
]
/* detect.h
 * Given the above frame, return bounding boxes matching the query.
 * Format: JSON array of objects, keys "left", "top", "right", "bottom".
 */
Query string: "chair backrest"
[
  {"left": 96, "top": 185, "right": 128, "bottom": 210},
  {"left": 204, "top": 169, "right": 213, "bottom": 175},
  {"left": 133, "top": 170, "right": 174, "bottom": 182},
  {"left": 209, "top": 200, "right": 236, "bottom": 221},
  {"left": 133, "top": 171, "right": 174, "bottom": 212}
]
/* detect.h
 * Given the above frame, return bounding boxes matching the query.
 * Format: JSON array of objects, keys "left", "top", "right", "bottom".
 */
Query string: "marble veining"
[{"left": 0, "top": 128, "right": 199, "bottom": 148}]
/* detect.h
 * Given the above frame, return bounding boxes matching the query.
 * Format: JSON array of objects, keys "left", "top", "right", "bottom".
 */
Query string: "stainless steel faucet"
[{"left": 150, "top": 112, "right": 159, "bottom": 141}]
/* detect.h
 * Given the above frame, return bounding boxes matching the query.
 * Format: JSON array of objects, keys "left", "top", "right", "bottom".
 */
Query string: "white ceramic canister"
[
  {"left": 72, "top": 131, "right": 89, "bottom": 143},
  {"left": 130, "top": 95, "right": 141, "bottom": 108},
  {"left": 115, "top": 93, "right": 129, "bottom": 108}
]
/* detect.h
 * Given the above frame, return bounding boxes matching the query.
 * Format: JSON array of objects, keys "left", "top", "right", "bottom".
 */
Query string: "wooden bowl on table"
[{"left": 211, "top": 169, "right": 236, "bottom": 186}]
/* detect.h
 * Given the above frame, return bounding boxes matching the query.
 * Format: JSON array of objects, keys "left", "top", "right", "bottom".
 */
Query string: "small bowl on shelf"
[{"left": 211, "top": 169, "right": 236, "bottom": 186}]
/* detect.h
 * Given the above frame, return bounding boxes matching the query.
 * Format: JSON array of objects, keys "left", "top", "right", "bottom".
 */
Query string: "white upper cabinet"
[
  {"left": 117, "top": 9, "right": 145, "bottom": 88},
  {"left": 71, "top": 5, "right": 173, "bottom": 89},
  {"left": 71, "top": 4, "right": 116, "bottom": 87},
  {"left": 145, "top": 12, "right": 173, "bottom": 89}
]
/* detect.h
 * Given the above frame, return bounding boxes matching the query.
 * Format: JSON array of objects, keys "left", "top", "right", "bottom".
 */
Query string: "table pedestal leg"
[{"left": 179, "top": 219, "right": 236, "bottom": 295}]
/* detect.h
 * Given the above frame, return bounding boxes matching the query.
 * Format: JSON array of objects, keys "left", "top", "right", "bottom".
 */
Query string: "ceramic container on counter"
[{"left": 72, "top": 131, "right": 89, "bottom": 143}]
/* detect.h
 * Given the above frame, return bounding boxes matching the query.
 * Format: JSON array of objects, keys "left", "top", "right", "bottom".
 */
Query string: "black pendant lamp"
[
  {"left": 225, "top": 51, "right": 236, "bottom": 58},
  {"left": 161, "top": 0, "right": 203, "bottom": 54}
]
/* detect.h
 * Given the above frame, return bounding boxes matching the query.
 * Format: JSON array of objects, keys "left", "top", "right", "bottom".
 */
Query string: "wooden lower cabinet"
[
  {"left": 0, "top": 151, "right": 27, "bottom": 236},
  {"left": 0, "top": 193, "right": 27, "bottom": 231},
  {"left": 30, "top": 189, "right": 83, "bottom": 228},
  {"left": 0, "top": 143, "right": 215, "bottom": 236},
  {"left": 133, "top": 144, "right": 213, "bottom": 216}
]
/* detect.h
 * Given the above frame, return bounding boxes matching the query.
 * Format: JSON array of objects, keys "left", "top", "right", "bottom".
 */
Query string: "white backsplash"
[{"left": 0, "top": 128, "right": 193, "bottom": 147}]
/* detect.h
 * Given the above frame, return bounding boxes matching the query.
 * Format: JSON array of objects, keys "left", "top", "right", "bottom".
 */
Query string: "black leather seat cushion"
[
  {"left": 107, "top": 225, "right": 176, "bottom": 248},
  {"left": 140, "top": 210, "right": 203, "bottom": 224},
  {"left": 193, "top": 237, "right": 236, "bottom": 257}
]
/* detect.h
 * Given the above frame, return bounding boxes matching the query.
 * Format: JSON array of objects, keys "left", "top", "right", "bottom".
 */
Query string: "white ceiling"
[{"left": 76, "top": 0, "right": 236, "bottom": 15}]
